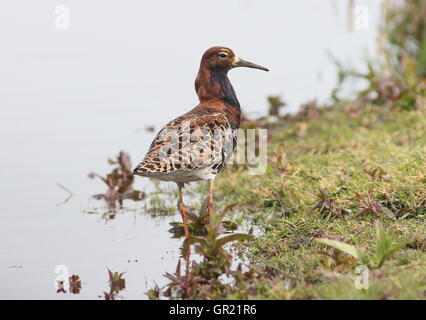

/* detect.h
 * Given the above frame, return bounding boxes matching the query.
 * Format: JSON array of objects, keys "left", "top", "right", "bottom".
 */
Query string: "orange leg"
[{"left": 177, "top": 183, "right": 190, "bottom": 239}]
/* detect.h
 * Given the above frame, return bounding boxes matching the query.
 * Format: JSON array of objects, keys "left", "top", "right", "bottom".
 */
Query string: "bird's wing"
[{"left": 133, "top": 113, "right": 236, "bottom": 176}]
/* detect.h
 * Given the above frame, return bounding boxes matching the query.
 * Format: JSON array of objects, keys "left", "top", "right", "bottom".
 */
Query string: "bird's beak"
[{"left": 233, "top": 57, "right": 269, "bottom": 72}]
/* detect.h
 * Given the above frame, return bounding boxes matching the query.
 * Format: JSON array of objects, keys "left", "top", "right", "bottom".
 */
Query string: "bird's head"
[{"left": 200, "top": 46, "right": 269, "bottom": 73}]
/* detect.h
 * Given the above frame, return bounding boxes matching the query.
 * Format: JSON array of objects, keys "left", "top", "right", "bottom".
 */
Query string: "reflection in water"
[
  {"left": 56, "top": 275, "right": 81, "bottom": 295},
  {"left": 151, "top": 206, "right": 253, "bottom": 300},
  {"left": 55, "top": 182, "right": 74, "bottom": 206},
  {"left": 55, "top": 188, "right": 251, "bottom": 300},
  {"left": 102, "top": 270, "right": 126, "bottom": 300},
  {"left": 69, "top": 275, "right": 82, "bottom": 294}
]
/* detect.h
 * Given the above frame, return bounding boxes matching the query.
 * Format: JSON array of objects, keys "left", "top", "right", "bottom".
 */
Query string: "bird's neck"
[{"left": 195, "top": 67, "right": 241, "bottom": 123}]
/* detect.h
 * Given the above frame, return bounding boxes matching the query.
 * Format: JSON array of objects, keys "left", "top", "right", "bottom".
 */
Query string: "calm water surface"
[{"left": 0, "top": 108, "right": 187, "bottom": 299}]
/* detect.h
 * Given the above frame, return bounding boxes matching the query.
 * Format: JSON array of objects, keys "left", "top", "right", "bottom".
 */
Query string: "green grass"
[{"left": 211, "top": 102, "right": 426, "bottom": 299}]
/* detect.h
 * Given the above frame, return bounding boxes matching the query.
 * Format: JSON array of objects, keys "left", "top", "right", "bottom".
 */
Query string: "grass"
[{"left": 208, "top": 102, "right": 426, "bottom": 299}]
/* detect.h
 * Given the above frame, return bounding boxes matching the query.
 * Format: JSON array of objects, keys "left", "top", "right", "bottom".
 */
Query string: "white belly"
[{"left": 146, "top": 166, "right": 217, "bottom": 183}]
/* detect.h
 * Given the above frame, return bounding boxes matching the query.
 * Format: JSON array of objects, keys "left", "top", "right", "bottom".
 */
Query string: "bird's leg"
[
  {"left": 177, "top": 182, "right": 190, "bottom": 239},
  {"left": 207, "top": 179, "right": 214, "bottom": 225}
]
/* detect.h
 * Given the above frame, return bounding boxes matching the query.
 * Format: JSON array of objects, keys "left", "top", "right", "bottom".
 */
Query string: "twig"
[{"left": 55, "top": 181, "right": 74, "bottom": 206}]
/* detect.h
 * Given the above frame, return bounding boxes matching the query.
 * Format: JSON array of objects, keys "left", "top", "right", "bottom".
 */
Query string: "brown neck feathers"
[{"left": 195, "top": 65, "right": 240, "bottom": 109}]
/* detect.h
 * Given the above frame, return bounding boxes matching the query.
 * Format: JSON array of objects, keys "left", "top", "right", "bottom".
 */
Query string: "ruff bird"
[{"left": 133, "top": 46, "right": 268, "bottom": 238}]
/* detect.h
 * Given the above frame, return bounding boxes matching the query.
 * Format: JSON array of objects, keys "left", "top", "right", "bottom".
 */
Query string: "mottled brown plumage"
[{"left": 134, "top": 46, "right": 268, "bottom": 238}]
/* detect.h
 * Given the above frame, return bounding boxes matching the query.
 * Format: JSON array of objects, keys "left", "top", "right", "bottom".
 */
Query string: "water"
[
  {"left": 0, "top": 109, "right": 186, "bottom": 299},
  {"left": 0, "top": 0, "right": 380, "bottom": 299}
]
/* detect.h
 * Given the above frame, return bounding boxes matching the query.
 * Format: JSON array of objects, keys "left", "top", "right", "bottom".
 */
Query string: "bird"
[{"left": 133, "top": 46, "right": 268, "bottom": 238}]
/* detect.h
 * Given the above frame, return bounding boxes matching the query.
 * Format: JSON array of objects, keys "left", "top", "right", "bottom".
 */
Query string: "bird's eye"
[{"left": 218, "top": 52, "right": 229, "bottom": 59}]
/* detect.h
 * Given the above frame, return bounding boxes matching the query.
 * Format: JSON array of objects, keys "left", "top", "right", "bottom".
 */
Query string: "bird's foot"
[{"left": 178, "top": 202, "right": 190, "bottom": 239}]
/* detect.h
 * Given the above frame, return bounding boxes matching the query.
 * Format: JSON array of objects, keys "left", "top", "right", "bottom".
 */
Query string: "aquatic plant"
[
  {"left": 149, "top": 205, "right": 252, "bottom": 299},
  {"left": 88, "top": 151, "right": 145, "bottom": 208},
  {"left": 55, "top": 274, "right": 81, "bottom": 294},
  {"left": 168, "top": 203, "right": 238, "bottom": 238},
  {"left": 103, "top": 269, "right": 126, "bottom": 300}
]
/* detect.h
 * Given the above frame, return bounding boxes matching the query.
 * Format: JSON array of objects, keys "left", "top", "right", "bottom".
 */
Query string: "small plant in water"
[
  {"left": 55, "top": 274, "right": 81, "bottom": 294},
  {"left": 183, "top": 207, "right": 252, "bottom": 273},
  {"left": 103, "top": 269, "right": 126, "bottom": 300},
  {"left": 88, "top": 151, "right": 145, "bottom": 208},
  {"left": 168, "top": 203, "right": 238, "bottom": 238},
  {"left": 154, "top": 206, "right": 252, "bottom": 299},
  {"left": 69, "top": 275, "right": 82, "bottom": 294}
]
